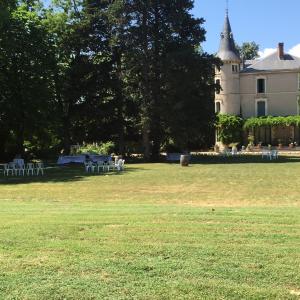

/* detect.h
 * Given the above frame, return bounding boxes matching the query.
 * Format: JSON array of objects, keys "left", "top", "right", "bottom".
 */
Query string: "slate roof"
[
  {"left": 242, "top": 52, "right": 300, "bottom": 73},
  {"left": 217, "top": 12, "right": 241, "bottom": 62}
]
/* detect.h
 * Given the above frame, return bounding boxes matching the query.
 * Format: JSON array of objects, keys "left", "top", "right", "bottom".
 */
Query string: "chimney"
[{"left": 278, "top": 43, "right": 284, "bottom": 60}]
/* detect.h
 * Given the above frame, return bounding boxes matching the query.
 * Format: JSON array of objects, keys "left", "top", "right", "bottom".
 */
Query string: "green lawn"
[{"left": 0, "top": 158, "right": 300, "bottom": 299}]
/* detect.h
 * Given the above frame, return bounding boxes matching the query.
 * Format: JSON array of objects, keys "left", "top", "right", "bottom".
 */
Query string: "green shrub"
[
  {"left": 216, "top": 114, "right": 243, "bottom": 145},
  {"left": 76, "top": 142, "right": 115, "bottom": 155}
]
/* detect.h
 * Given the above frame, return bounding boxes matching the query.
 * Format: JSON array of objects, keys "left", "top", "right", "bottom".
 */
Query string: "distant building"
[{"left": 215, "top": 11, "right": 300, "bottom": 144}]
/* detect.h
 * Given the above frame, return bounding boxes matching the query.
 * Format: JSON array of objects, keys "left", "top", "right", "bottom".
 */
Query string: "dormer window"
[
  {"left": 232, "top": 64, "right": 239, "bottom": 73},
  {"left": 257, "top": 78, "right": 266, "bottom": 94}
]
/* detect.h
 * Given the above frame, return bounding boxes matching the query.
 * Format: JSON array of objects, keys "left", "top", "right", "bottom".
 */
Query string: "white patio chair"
[
  {"left": 271, "top": 150, "right": 279, "bottom": 160},
  {"left": 3, "top": 163, "right": 13, "bottom": 176},
  {"left": 96, "top": 161, "right": 105, "bottom": 173},
  {"left": 26, "top": 163, "right": 35, "bottom": 176},
  {"left": 18, "top": 163, "right": 26, "bottom": 176},
  {"left": 231, "top": 148, "right": 238, "bottom": 156},
  {"left": 262, "top": 149, "right": 270, "bottom": 159},
  {"left": 36, "top": 162, "right": 44, "bottom": 175},
  {"left": 102, "top": 162, "right": 109, "bottom": 172},
  {"left": 84, "top": 162, "right": 90, "bottom": 173},
  {"left": 117, "top": 159, "right": 125, "bottom": 171},
  {"left": 108, "top": 160, "right": 116, "bottom": 171},
  {"left": 8, "top": 162, "right": 18, "bottom": 176},
  {"left": 88, "top": 161, "right": 96, "bottom": 173}
]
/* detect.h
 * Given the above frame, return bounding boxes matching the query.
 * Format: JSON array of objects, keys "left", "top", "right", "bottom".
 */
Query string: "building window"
[
  {"left": 297, "top": 96, "right": 300, "bottom": 115},
  {"left": 232, "top": 64, "right": 239, "bottom": 73},
  {"left": 298, "top": 73, "right": 300, "bottom": 90},
  {"left": 216, "top": 101, "right": 221, "bottom": 113},
  {"left": 257, "top": 78, "right": 266, "bottom": 94},
  {"left": 216, "top": 79, "right": 220, "bottom": 94},
  {"left": 256, "top": 100, "right": 267, "bottom": 117}
]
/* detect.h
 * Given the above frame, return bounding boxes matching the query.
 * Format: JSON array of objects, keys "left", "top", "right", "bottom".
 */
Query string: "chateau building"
[{"left": 215, "top": 11, "right": 300, "bottom": 144}]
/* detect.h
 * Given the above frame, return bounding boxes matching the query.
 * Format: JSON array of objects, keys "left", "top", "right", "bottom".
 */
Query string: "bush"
[
  {"left": 216, "top": 114, "right": 243, "bottom": 145},
  {"left": 76, "top": 142, "right": 115, "bottom": 155}
]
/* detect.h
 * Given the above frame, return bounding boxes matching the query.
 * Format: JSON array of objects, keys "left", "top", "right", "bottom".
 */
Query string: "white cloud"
[
  {"left": 258, "top": 44, "right": 300, "bottom": 59},
  {"left": 288, "top": 44, "right": 300, "bottom": 58},
  {"left": 258, "top": 48, "right": 276, "bottom": 59}
]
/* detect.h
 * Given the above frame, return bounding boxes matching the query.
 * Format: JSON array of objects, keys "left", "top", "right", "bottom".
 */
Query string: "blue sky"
[
  {"left": 42, "top": 0, "right": 300, "bottom": 57},
  {"left": 192, "top": 0, "right": 300, "bottom": 57}
]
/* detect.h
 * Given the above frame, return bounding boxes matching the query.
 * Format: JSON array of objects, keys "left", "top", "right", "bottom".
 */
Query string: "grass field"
[{"left": 0, "top": 157, "right": 300, "bottom": 299}]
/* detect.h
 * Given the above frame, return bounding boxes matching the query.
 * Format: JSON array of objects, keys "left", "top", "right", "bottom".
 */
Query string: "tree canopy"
[
  {"left": 0, "top": 0, "right": 220, "bottom": 160},
  {"left": 236, "top": 42, "right": 260, "bottom": 60}
]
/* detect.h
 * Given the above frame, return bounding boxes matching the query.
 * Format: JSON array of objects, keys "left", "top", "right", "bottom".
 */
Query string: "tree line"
[{"left": 0, "top": 0, "right": 221, "bottom": 161}]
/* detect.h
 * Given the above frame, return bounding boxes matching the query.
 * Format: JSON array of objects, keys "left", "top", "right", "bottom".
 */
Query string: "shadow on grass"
[
  {"left": 189, "top": 154, "right": 300, "bottom": 165},
  {"left": 0, "top": 164, "right": 140, "bottom": 185}
]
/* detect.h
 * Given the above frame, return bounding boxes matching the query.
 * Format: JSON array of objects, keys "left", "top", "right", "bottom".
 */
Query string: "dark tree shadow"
[{"left": 0, "top": 164, "right": 140, "bottom": 185}]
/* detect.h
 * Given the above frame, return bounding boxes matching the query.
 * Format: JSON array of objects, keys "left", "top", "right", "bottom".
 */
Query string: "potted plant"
[
  {"left": 214, "top": 144, "right": 220, "bottom": 153},
  {"left": 246, "top": 134, "right": 254, "bottom": 151},
  {"left": 257, "top": 141, "right": 262, "bottom": 149}
]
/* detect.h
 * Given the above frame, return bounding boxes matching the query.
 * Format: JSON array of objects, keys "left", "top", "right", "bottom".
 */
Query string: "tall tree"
[
  {"left": 0, "top": 0, "right": 56, "bottom": 156},
  {"left": 236, "top": 41, "right": 259, "bottom": 60},
  {"left": 124, "top": 0, "right": 219, "bottom": 158}
]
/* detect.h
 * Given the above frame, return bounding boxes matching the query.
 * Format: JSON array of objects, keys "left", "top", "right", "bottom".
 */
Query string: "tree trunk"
[
  {"left": 142, "top": 119, "right": 151, "bottom": 161},
  {"left": 62, "top": 114, "right": 71, "bottom": 155},
  {"left": 141, "top": 3, "right": 151, "bottom": 161}
]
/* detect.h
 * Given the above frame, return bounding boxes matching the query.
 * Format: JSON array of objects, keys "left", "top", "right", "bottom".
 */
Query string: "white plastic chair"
[
  {"left": 26, "top": 163, "right": 35, "bottom": 176},
  {"left": 262, "top": 149, "right": 270, "bottom": 159},
  {"left": 84, "top": 162, "right": 90, "bottom": 173},
  {"left": 117, "top": 159, "right": 125, "bottom": 171},
  {"left": 108, "top": 160, "right": 116, "bottom": 171},
  {"left": 36, "top": 162, "right": 44, "bottom": 175},
  {"left": 271, "top": 150, "right": 279, "bottom": 160},
  {"left": 8, "top": 162, "right": 18, "bottom": 176},
  {"left": 18, "top": 163, "right": 26, "bottom": 176},
  {"left": 88, "top": 161, "right": 96, "bottom": 173},
  {"left": 96, "top": 161, "right": 105, "bottom": 173},
  {"left": 3, "top": 164, "right": 13, "bottom": 176}
]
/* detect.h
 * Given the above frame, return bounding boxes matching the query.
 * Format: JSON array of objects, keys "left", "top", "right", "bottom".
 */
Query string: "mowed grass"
[{"left": 0, "top": 157, "right": 300, "bottom": 299}]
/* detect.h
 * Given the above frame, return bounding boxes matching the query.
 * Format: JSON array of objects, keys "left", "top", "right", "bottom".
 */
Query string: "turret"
[{"left": 215, "top": 10, "right": 241, "bottom": 116}]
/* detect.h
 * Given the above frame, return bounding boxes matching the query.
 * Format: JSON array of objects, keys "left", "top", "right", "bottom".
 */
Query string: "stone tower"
[{"left": 215, "top": 10, "right": 241, "bottom": 115}]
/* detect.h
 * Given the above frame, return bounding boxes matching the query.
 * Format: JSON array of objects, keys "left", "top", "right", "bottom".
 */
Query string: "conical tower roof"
[{"left": 217, "top": 11, "right": 240, "bottom": 62}]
